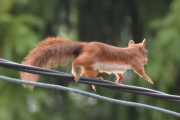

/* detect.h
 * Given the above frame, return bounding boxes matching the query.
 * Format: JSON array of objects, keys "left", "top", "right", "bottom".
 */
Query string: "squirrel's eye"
[{"left": 146, "top": 51, "right": 148, "bottom": 54}]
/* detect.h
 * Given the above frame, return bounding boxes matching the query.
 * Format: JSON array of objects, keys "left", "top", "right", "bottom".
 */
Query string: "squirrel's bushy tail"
[{"left": 20, "top": 37, "right": 83, "bottom": 90}]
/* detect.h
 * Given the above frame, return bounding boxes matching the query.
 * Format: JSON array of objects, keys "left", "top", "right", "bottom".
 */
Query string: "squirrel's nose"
[{"left": 143, "top": 62, "right": 147, "bottom": 65}]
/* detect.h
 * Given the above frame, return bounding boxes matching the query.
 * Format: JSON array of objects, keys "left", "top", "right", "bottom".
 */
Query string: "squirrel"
[{"left": 20, "top": 37, "right": 153, "bottom": 91}]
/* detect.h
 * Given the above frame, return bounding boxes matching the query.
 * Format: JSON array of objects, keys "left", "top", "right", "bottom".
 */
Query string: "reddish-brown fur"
[{"left": 21, "top": 37, "right": 153, "bottom": 90}]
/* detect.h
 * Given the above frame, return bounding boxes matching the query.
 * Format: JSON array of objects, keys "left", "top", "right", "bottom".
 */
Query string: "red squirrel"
[{"left": 20, "top": 37, "right": 153, "bottom": 90}]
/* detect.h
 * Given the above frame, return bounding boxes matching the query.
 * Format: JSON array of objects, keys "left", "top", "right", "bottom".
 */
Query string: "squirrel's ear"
[
  {"left": 128, "top": 40, "right": 135, "bottom": 46},
  {"left": 142, "top": 38, "right": 146, "bottom": 46}
]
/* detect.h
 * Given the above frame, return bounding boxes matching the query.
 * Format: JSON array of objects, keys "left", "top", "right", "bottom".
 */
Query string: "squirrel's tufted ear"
[
  {"left": 142, "top": 38, "right": 146, "bottom": 46},
  {"left": 128, "top": 40, "right": 135, "bottom": 46}
]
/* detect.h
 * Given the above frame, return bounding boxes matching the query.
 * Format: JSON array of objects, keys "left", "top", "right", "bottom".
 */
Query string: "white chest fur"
[{"left": 91, "top": 62, "right": 131, "bottom": 74}]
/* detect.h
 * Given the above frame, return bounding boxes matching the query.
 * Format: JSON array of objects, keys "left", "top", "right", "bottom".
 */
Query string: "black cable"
[
  {"left": 0, "top": 59, "right": 169, "bottom": 93},
  {"left": 0, "top": 59, "right": 172, "bottom": 94},
  {"left": 0, "top": 58, "right": 180, "bottom": 103}
]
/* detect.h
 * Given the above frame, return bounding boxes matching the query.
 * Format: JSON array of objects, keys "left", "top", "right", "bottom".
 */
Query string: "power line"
[
  {"left": 0, "top": 58, "right": 180, "bottom": 102},
  {"left": 0, "top": 75, "right": 179, "bottom": 117}
]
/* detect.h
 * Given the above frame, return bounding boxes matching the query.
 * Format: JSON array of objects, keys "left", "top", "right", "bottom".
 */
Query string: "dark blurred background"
[{"left": 0, "top": 0, "right": 180, "bottom": 120}]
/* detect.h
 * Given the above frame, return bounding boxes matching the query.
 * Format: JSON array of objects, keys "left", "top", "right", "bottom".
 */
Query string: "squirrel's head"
[{"left": 128, "top": 38, "right": 148, "bottom": 65}]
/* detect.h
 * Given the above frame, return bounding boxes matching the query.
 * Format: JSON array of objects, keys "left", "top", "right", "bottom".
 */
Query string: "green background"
[{"left": 0, "top": 0, "right": 180, "bottom": 120}]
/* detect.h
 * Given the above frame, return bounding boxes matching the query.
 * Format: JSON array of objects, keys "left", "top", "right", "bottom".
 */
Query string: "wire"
[
  {"left": 0, "top": 58, "right": 180, "bottom": 103},
  {"left": 0, "top": 75, "right": 179, "bottom": 117}
]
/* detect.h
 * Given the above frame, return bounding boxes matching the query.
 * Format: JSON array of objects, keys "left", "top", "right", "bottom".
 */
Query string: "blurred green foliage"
[{"left": 0, "top": 0, "right": 180, "bottom": 120}]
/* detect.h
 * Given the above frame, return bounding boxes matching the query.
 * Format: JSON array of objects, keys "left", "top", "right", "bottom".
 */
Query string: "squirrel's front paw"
[
  {"left": 115, "top": 78, "right": 123, "bottom": 84},
  {"left": 96, "top": 77, "right": 103, "bottom": 80},
  {"left": 145, "top": 77, "right": 153, "bottom": 84}
]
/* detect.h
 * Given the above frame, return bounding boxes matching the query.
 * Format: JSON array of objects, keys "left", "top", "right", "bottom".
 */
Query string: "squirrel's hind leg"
[
  {"left": 81, "top": 67, "right": 99, "bottom": 91},
  {"left": 71, "top": 54, "right": 97, "bottom": 82}
]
